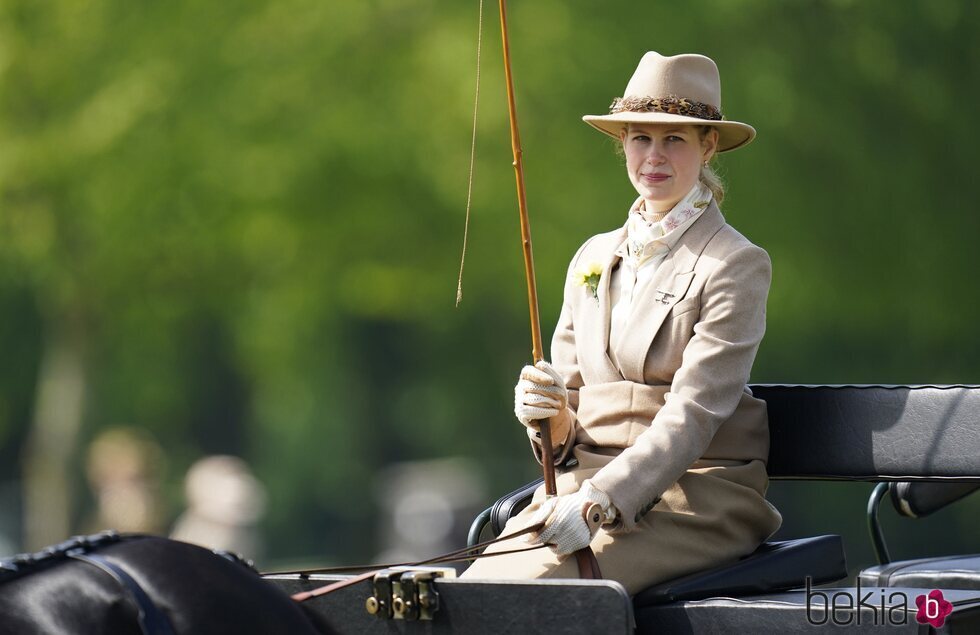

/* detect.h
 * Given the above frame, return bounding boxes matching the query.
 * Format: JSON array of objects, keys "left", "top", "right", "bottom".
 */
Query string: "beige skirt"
[{"left": 462, "top": 456, "right": 781, "bottom": 595}]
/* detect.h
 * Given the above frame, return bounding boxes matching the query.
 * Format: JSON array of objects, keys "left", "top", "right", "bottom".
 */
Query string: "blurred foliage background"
[{"left": 0, "top": 0, "right": 978, "bottom": 577}]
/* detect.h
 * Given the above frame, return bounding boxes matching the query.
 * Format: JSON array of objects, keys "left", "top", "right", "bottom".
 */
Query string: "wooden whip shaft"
[
  {"left": 497, "top": 0, "right": 556, "bottom": 497},
  {"left": 497, "top": 0, "right": 601, "bottom": 579}
]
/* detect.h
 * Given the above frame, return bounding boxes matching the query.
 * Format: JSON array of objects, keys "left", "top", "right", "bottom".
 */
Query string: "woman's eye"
[
  {"left": 666, "top": 135, "right": 684, "bottom": 142},
  {"left": 631, "top": 135, "right": 650, "bottom": 142}
]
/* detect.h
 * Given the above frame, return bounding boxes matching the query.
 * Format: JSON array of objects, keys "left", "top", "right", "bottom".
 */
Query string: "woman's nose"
[
  {"left": 647, "top": 149, "right": 664, "bottom": 165},
  {"left": 645, "top": 147, "right": 665, "bottom": 164}
]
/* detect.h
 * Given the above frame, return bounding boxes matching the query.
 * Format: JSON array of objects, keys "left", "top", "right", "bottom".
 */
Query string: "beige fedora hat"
[{"left": 582, "top": 51, "right": 755, "bottom": 152}]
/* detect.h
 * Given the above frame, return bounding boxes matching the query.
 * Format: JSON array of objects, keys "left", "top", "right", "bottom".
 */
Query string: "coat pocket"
[{"left": 666, "top": 294, "right": 700, "bottom": 319}]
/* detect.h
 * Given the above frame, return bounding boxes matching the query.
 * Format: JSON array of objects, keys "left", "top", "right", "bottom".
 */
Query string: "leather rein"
[{"left": 280, "top": 521, "right": 546, "bottom": 602}]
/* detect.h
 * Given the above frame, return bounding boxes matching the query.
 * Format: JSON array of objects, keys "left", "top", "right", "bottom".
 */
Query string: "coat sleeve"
[{"left": 590, "top": 243, "right": 771, "bottom": 531}]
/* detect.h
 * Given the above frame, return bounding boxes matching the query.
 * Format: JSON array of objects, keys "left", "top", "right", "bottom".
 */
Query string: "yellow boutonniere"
[{"left": 573, "top": 261, "right": 603, "bottom": 300}]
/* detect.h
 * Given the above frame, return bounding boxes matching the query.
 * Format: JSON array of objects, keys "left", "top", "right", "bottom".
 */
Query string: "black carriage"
[{"left": 268, "top": 384, "right": 980, "bottom": 633}]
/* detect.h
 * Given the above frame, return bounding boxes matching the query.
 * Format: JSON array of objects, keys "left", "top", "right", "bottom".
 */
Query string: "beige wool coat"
[{"left": 463, "top": 203, "right": 782, "bottom": 594}]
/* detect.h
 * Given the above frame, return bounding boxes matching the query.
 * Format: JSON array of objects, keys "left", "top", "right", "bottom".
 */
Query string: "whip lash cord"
[{"left": 456, "top": 0, "right": 483, "bottom": 307}]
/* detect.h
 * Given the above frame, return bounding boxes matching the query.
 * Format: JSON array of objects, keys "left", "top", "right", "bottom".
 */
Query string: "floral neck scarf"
[{"left": 623, "top": 181, "right": 713, "bottom": 269}]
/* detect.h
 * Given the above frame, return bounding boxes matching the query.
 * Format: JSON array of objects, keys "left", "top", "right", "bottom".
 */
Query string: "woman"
[{"left": 462, "top": 52, "right": 782, "bottom": 595}]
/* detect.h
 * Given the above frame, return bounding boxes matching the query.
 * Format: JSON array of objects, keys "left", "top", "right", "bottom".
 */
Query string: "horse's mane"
[{"left": 0, "top": 530, "right": 128, "bottom": 584}]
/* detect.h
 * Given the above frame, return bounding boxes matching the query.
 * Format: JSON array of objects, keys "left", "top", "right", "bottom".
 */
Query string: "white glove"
[
  {"left": 514, "top": 361, "right": 567, "bottom": 428},
  {"left": 531, "top": 481, "right": 616, "bottom": 556}
]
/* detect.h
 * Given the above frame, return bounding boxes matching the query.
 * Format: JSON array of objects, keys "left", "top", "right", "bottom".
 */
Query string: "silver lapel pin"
[{"left": 654, "top": 290, "right": 675, "bottom": 305}]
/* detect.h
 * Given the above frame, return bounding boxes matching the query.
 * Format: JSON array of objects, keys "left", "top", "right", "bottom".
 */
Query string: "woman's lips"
[{"left": 642, "top": 173, "right": 671, "bottom": 182}]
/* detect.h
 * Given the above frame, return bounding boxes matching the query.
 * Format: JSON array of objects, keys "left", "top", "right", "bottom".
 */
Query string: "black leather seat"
[
  {"left": 860, "top": 555, "right": 980, "bottom": 590},
  {"left": 633, "top": 534, "right": 846, "bottom": 606},
  {"left": 860, "top": 481, "right": 980, "bottom": 590}
]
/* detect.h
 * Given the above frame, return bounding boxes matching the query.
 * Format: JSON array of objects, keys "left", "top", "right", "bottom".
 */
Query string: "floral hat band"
[{"left": 608, "top": 95, "right": 723, "bottom": 122}]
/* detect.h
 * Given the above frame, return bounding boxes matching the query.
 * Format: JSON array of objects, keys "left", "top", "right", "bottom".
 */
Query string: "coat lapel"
[
  {"left": 575, "top": 227, "right": 626, "bottom": 382},
  {"left": 614, "top": 204, "right": 726, "bottom": 382}
]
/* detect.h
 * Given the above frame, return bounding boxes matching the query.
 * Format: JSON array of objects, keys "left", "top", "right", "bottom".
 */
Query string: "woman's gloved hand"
[
  {"left": 514, "top": 360, "right": 568, "bottom": 429},
  {"left": 531, "top": 481, "right": 617, "bottom": 556}
]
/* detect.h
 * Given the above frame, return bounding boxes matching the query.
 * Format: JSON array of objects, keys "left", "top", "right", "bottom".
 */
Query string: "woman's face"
[{"left": 621, "top": 123, "right": 718, "bottom": 212}]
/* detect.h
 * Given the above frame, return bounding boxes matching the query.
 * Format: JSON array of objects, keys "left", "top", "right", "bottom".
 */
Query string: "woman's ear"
[{"left": 702, "top": 128, "right": 720, "bottom": 162}]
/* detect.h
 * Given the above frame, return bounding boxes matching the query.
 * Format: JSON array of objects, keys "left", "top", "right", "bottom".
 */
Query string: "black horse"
[{"left": 0, "top": 531, "right": 329, "bottom": 635}]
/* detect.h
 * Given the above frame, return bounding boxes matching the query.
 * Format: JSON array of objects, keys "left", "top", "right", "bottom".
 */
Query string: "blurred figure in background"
[
  {"left": 373, "top": 458, "right": 486, "bottom": 570},
  {"left": 170, "top": 455, "right": 267, "bottom": 560},
  {"left": 85, "top": 427, "right": 166, "bottom": 535}
]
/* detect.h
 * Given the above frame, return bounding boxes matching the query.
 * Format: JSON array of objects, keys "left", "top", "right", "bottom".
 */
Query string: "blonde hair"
[{"left": 699, "top": 160, "right": 724, "bottom": 205}]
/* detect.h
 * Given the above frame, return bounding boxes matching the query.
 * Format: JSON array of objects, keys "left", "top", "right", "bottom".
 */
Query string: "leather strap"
[
  {"left": 287, "top": 502, "right": 613, "bottom": 601},
  {"left": 69, "top": 551, "right": 176, "bottom": 635},
  {"left": 575, "top": 549, "right": 602, "bottom": 580},
  {"left": 289, "top": 522, "right": 548, "bottom": 602}
]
